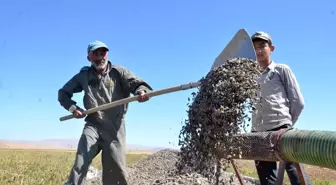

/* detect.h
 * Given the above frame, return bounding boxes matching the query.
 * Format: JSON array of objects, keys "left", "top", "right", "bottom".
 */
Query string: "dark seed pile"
[
  {"left": 126, "top": 149, "right": 181, "bottom": 184},
  {"left": 85, "top": 149, "right": 258, "bottom": 185},
  {"left": 176, "top": 57, "right": 261, "bottom": 183}
]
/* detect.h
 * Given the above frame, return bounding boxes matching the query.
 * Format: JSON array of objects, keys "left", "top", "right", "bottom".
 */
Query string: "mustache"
[
  {"left": 91, "top": 59, "right": 108, "bottom": 70},
  {"left": 92, "top": 59, "right": 107, "bottom": 65}
]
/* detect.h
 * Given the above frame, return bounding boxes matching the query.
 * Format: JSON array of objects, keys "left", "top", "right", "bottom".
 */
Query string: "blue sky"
[{"left": 0, "top": 0, "right": 335, "bottom": 149}]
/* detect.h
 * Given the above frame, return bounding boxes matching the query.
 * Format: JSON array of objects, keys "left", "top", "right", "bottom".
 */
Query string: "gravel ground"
[{"left": 84, "top": 149, "right": 260, "bottom": 185}]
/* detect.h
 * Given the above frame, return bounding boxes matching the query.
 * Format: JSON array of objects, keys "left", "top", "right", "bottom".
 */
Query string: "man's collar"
[
  {"left": 262, "top": 61, "right": 276, "bottom": 72},
  {"left": 267, "top": 61, "right": 276, "bottom": 71},
  {"left": 260, "top": 61, "right": 276, "bottom": 74}
]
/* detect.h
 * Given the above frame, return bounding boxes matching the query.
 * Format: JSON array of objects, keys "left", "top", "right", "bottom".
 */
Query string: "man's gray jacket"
[{"left": 58, "top": 61, "right": 153, "bottom": 125}]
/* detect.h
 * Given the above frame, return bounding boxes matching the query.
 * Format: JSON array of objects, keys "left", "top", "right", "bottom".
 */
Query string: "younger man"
[{"left": 251, "top": 31, "right": 311, "bottom": 185}]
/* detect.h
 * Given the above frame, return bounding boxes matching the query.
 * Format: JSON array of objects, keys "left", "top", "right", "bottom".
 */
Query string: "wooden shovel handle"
[{"left": 59, "top": 81, "right": 201, "bottom": 122}]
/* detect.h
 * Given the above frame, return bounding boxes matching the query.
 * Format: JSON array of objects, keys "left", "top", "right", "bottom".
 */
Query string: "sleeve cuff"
[
  {"left": 68, "top": 105, "right": 77, "bottom": 113},
  {"left": 135, "top": 85, "right": 152, "bottom": 94}
]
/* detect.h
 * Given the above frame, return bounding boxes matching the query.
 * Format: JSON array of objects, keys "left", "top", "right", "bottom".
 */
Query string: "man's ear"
[
  {"left": 87, "top": 55, "right": 91, "bottom": 61},
  {"left": 270, "top": 45, "right": 275, "bottom": 52}
]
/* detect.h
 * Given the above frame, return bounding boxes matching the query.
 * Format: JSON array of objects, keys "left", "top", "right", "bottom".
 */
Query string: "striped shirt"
[{"left": 251, "top": 61, "right": 304, "bottom": 132}]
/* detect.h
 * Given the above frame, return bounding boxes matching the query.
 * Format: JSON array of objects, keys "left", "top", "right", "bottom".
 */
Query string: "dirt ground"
[
  {"left": 84, "top": 149, "right": 336, "bottom": 185},
  {"left": 233, "top": 159, "right": 336, "bottom": 182}
]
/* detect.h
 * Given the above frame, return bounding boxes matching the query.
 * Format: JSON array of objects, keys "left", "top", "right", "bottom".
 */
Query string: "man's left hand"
[{"left": 137, "top": 90, "right": 150, "bottom": 102}]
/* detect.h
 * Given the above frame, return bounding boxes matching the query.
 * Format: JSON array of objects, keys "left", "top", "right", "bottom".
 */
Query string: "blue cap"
[{"left": 87, "top": 41, "right": 109, "bottom": 52}]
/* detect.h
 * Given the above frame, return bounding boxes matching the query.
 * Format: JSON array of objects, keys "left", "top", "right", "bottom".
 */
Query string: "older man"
[
  {"left": 58, "top": 41, "right": 153, "bottom": 185},
  {"left": 251, "top": 31, "right": 311, "bottom": 185}
]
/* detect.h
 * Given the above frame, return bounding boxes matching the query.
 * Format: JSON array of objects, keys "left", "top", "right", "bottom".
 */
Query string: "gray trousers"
[{"left": 64, "top": 123, "right": 127, "bottom": 185}]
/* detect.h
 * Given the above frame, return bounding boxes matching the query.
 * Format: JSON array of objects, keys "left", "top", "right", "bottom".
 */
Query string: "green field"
[
  {"left": 0, "top": 149, "right": 335, "bottom": 185},
  {"left": 0, "top": 149, "right": 148, "bottom": 185}
]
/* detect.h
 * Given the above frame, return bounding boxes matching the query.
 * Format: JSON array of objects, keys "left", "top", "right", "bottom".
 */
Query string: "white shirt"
[{"left": 252, "top": 61, "right": 304, "bottom": 132}]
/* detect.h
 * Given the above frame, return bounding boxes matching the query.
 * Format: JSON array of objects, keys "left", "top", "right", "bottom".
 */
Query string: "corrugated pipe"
[
  {"left": 217, "top": 129, "right": 336, "bottom": 170},
  {"left": 279, "top": 129, "right": 336, "bottom": 170}
]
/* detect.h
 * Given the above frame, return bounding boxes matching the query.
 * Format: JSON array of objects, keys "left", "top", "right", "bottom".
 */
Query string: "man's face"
[
  {"left": 87, "top": 48, "right": 109, "bottom": 70},
  {"left": 253, "top": 39, "right": 274, "bottom": 62}
]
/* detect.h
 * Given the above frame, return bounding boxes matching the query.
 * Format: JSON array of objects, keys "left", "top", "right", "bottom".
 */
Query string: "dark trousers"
[{"left": 254, "top": 125, "right": 311, "bottom": 185}]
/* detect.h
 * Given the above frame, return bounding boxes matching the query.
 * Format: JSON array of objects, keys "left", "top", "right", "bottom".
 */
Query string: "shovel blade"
[{"left": 210, "top": 29, "right": 256, "bottom": 70}]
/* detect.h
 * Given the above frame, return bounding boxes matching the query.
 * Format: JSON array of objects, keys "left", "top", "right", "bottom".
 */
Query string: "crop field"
[
  {"left": 0, "top": 148, "right": 335, "bottom": 185},
  {"left": 0, "top": 148, "right": 148, "bottom": 185}
]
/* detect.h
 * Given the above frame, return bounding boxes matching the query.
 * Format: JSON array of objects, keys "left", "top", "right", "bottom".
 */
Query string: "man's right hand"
[{"left": 73, "top": 109, "right": 86, "bottom": 119}]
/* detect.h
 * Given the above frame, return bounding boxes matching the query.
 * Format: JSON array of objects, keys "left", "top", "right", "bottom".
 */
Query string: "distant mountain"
[
  {"left": 0, "top": 138, "right": 166, "bottom": 152},
  {"left": 0, "top": 138, "right": 78, "bottom": 149},
  {"left": 127, "top": 144, "right": 165, "bottom": 152}
]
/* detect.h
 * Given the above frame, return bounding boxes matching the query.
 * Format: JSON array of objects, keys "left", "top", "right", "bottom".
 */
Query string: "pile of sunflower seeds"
[
  {"left": 176, "top": 57, "right": 261, "bottom": 183},
  {"left": 85, "top": 149, "right": 258, "bottom": 185},
  {"left": 126, "top": 149, "right": 181, "bottom": 184},
  {"left": 129, "top": 149, "right": 249, "bottom": 185}
]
